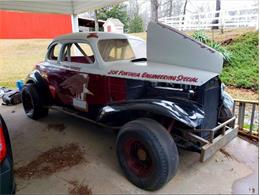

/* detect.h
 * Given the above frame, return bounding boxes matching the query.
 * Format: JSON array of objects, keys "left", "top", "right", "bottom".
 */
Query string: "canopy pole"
[{"left": 71, "top": 14, "right": 79, "bottom": 32}]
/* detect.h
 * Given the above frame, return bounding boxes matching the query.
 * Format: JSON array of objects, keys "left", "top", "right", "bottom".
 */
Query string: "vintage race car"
[{"left": 21, "top": 22, "right": 237, "bottom": 191}]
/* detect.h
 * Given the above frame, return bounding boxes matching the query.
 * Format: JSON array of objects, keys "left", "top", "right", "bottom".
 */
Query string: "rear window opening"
[{"left": 98, "top": 39, "right": 135, "bottom": 62}]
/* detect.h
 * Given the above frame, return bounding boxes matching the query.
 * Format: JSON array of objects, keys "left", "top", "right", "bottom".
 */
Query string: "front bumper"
[
  {"left": 200, "top": 125, "right": 238, "bottom": 162},
  {"left": 186, "top": 117, "right": 238, "bottom": 162}
]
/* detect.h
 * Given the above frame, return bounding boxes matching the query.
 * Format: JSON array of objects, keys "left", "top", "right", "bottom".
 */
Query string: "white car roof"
[{"left": 53, "top": 32, "right": 144, "bottom": 42}]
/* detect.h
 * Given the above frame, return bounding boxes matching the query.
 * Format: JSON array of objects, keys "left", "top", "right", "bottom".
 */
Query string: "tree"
[
  {"left": 182, "top": 0, "right": 188, "bottom": 24},
  {"left": 128, "top": 15, "right": 144, "bottom": 33},
  {"left": 94, "top": 10, "right": 99, "bottom": 31},
  {"left": 150, "top": 0, "right": 160, "bottom": 22},
  {"left": 212, "top": 0, "right": 221, "bottom": 30},
  {"left": 167, "top": 0, "right": 173, "bottom": 17},
  {"left": 96, "top": 4, "right": 129, "bottom": 31},
  {"left": 128, "top": 0, "right": 139, "bottom": 19},
  {"left": 165, "top": 0, "right": 185, "bottom": 17}
]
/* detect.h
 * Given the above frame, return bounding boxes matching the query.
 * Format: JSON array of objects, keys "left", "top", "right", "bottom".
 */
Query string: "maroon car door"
[
  {"left": 55, "top": 41, "right": 109, "bottom": 111},
  {"left": 41, "top": 42, "right": 75, "bottom": 106}
]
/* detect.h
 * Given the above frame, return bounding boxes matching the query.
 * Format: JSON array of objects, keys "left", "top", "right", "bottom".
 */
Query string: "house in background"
[
  {"left": 103, "top": 18, "right": 124, "bottom": 33},
  {"left": 78, "top": 17, "right": 105, "bottom": 32}
]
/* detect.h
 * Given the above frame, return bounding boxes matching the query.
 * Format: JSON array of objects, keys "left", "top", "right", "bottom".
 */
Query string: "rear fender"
[{"left": 98, "top": 99, "right": 204, "bottom": 128}]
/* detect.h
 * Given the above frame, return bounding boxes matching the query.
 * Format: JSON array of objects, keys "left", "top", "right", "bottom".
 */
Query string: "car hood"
[{"left": 103, "top": 22, "right": 223, "bottom": 86}]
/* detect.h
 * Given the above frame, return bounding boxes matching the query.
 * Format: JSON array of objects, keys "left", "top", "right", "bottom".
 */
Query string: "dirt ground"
[
  {"left": 0, "top": 102, "right": 258, "bottom": 194},
  {"left": 226, "top": 86, "right": 259, "bottom": 101},
  {"left": 194, "top": 28, "right": 257, "bottom": 43}
]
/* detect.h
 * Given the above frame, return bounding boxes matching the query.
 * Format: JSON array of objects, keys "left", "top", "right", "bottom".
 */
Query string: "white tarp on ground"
[{"left": 0, "top": 0, "right": 125, "bottom": 14}]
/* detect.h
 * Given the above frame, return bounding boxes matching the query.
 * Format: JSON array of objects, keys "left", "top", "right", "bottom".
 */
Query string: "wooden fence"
[
  {"left": 233, "top": 99, "right": 259, "bottom": 140},
  {"left": 159, "top": 6, "right": 258, "bottom": 31}
]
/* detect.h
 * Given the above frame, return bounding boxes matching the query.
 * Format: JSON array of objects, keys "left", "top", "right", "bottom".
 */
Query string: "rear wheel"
[
  {"left": 21, "top": 84, "right": 48, "bottom": 119},
  {"left": 116, "top": 118, "right": 179, "bottom": 191}
]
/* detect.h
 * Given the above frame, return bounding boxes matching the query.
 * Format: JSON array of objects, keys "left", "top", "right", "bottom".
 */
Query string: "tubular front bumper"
[{"left": 186, "top": 117, "right": 238, "bottom": 162}]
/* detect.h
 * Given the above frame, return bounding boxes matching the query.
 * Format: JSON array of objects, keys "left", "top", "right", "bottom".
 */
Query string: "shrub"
[
  {"left": 128, "top": 15, "right": 144, "bottom": 33},
  {"left": 192, "top": 30, "right": 210, "bottom": 44},
  {"left": 192, "top": 30, "right": 231, "bottom": 62},
  {"left": 208, "top": 42, "right": 232, "bottom": 63}
]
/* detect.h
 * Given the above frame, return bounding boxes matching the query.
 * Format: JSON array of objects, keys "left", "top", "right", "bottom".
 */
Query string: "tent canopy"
[{"left": 0, "top": 0, "right": 125, "bottom": 15}]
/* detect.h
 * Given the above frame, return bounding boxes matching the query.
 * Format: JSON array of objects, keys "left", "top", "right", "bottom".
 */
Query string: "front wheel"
[
  {"left": 21, "top": 83, "right": 48, "bottom": 120},
  {"left": 116, "top": 118, "right": 179, "bottom": 191},
  {"left": 218, "top": 104, "right": 235, "bottom": 128}
]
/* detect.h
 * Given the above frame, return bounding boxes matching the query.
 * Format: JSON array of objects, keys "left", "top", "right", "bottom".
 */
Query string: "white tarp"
[
  {"left": 147, "top": 22, "right": 223, "bottom": 74},
  {"left": 0, "top": 0, "right": 125, "bottom": 14}
]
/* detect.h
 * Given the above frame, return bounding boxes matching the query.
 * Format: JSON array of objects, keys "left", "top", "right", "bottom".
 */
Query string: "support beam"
[{"left": 71, "top": 14, "right": 79, "bottom": 32}]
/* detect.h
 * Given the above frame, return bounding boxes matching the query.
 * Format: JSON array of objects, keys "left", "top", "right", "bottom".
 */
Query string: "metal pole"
[{"left": 71, "top": 14, "right": 79, "bottom": 32}]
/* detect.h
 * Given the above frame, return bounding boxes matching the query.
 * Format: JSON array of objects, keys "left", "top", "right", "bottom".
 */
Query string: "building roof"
[{"left": 104, "top": 18, "right": 124, "bottom": 27}]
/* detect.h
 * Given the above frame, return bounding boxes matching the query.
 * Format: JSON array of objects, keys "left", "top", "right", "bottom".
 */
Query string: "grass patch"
[
  {"left": 243, "top": 123, "right": 256, "bottom": 131},
  {"left": 242, "top": 124, "right": 258, "bottom": 134},
  {"left": 0, "top": 39, "right": 50, "bottom": 89},
  {"left": 220, "top": 32, "right": 259, "bottom": 90},
  {"left": 130, "top": 32, "right": 147, "bottom": 40}
]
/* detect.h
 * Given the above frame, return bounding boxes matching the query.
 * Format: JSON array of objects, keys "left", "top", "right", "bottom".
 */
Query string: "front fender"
[
  {"left": 98, "top": 99, "right": 204, "bottom": 128},
  {"left": 25, "top": 70, "right": 52, "bottom": 105}
]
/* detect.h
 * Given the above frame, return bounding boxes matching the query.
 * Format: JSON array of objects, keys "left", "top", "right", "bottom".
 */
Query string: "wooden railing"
[{"left": 233, "top": 99, "right": 259, "bottom": 139}]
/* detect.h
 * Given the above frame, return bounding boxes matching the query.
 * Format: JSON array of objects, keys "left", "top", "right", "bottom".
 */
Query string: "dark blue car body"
[{"left": 0, "top": 115, "right": 15, "bottom": 194}]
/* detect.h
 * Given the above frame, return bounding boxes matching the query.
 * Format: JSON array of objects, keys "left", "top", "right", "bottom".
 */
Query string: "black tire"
[
  {"left": 21, "top": 84, "right": 48, "bottom": 119},
  {"left": 116, "top": 118, "right": 179, "bottom": 191}
]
